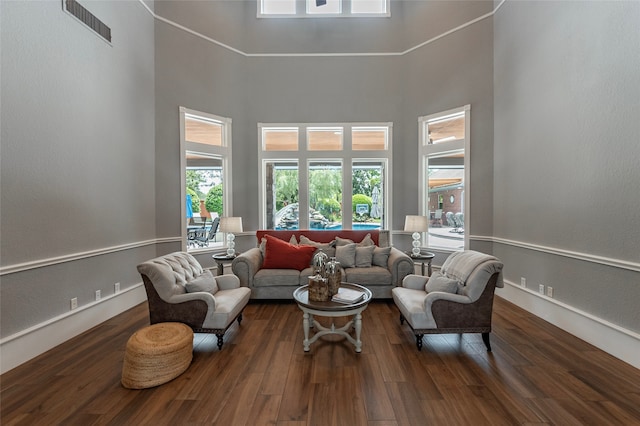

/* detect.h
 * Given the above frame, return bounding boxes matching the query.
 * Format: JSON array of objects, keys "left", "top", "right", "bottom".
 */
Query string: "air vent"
[{"left": 64, "top": 0, "right": 111, "bottom": 43}]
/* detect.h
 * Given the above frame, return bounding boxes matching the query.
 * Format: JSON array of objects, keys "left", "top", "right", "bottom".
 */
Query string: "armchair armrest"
[
  {"left": 388, "top": 247, "right": 415, "bottom": 286},
  {"left": 215, "top": 274, "right": 241, "bottom": 290},
  {"left": 402, "top": 274, "right": 428, "bottom": 290},
  {"left": 168, "top": 291, "right": 216, "bottom": 313},
  {"left": 231, "top": 247, "right": 263, "bottom": 288}
]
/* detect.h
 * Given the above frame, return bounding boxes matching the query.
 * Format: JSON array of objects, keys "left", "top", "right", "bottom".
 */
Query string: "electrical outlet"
[
  {"left": 538, "top": 284, "right": 545, "bottom": 294},
  {"left": 547, "top": 286, "right": 553, "bottom": 298},
  {"left": 95, "top": 290, "right": 101, "bottom": 301},
  {"left": 520, "top": 277, "right": 526, "bottom": 287},
  {"left": 70, "top": 297, "right": 78, "bottom": 310},
  {"left": 114, "top": 282, "right": 120, "bottom": 293}
]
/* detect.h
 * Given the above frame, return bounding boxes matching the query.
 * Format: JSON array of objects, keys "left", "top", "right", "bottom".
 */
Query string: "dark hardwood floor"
[{"left": 2, "top": 297, "right": 639, "bottom": 425}]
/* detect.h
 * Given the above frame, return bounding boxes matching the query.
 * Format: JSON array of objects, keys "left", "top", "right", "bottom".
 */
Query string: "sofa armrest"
[
  {"left": 402, "top": 274, "right": 428, "bottom": 290},
  {"left": 215, "top": 274, "right": 241, "bottom": 291},
  {"left": 231, "top": 247, "right": 263, "bottom": 288},
  {"left": 388, "top": 247, "right": 414, "bottom": 286}
]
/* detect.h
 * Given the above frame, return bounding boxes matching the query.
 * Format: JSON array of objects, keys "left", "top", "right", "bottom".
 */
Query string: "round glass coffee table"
[{"left": 293, "top": 283, "right": 372, "bottom": 353}]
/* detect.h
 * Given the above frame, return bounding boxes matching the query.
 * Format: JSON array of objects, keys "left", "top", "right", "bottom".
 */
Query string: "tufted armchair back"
[
  {"left": 439, "top": 250, "right": 503, "bottom": 302},
  {"left": 137, "top": 252, "right": 204, "bottom": 302}
]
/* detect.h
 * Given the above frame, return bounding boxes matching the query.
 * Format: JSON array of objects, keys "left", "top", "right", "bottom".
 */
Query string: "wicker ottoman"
[{"left": 121, "top": 322, "right": 193, "bottom": 389}]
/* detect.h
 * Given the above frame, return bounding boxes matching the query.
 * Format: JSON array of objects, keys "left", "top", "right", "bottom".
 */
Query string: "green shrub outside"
[
  {"left": 205, "top": 184, "right": 223, "bottom": 216},
  {"left": 317, "top": 198, "right": 341, "bottom": 221},
  {"left": 187, "top": 187, "right": 200, "bottom": 212}
]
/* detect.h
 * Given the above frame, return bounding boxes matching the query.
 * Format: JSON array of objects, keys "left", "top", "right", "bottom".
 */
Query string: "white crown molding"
[{"left": 137, "top": 0, "right": 507, "bottom": 58}]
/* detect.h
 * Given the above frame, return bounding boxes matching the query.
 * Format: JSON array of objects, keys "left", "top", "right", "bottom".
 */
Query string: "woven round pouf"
[{"left": 121, "top": 322, "right": 193, "bottom": 389}]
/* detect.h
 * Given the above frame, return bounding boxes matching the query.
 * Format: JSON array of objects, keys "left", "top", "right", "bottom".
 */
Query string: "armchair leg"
[
  {"left": 237, "top": 313, "right": 243, "bottom": 325},
  {"left": 400, "top": 314, "right": 405, "bottom": 325},
  {"left": 216, "top": 333, "right": 224, "bottom": 350},
  {"left": 482, "top": 332, "right": 491, "bottom": 352},
  {"left": 415, "top": 334, "right": 424, "bottom": 351}
]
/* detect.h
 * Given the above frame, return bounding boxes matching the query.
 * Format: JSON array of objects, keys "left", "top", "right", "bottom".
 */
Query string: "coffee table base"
[{"left": 301, "top": 307, "right": 366, "bottom": 353}]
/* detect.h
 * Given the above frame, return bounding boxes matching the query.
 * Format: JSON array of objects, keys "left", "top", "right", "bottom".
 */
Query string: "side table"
[
  {"left": 212, "top": 254, "right": 236, "bottom": 276},
  {"left": 408, "top": 252, "right": 435, "bottom": 276}
]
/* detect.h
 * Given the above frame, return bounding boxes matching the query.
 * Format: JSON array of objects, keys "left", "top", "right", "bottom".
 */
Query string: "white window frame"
[
  {"left": 418, "top": 105, "right": 470, "bottom": 250},
  {"left": 257, "top": 0, "right": 390, "bottom": 18},
  {"left": 180, "top": 107, "right": 233, "bottom": 252},
  {"left": 258, "top": 122, "right": 392, "bottom": 230}
]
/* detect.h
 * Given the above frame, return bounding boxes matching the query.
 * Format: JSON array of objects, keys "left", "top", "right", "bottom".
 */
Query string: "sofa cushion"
[
  {"left": 336, "top": 243, "right": 357, "bottom": 268},
  {"left": 184, "top": 269, "right": 218, "bottom": 294},
  {"left": 262, "top": 234, "right": 317, "bottom": 270},
  {"left": 372, "top": 246, "right": 391, "bottom": 267},
  {"left": 335, "top": 233, "right": 374, "bottom": 247},
  {"left": 425, "top": 271, "right": 459, "bottom": 294},
  {"left": 299, "top": 235, "right": 336, "bottom": 258},
  {"left": 259, "top": 234, "right": 299, "bottom": 253},
  {"left": 254, "top": 268, "right": 302, "bottom": 287},
  {"left": 345, "top": 266, "right": 392, "bottom": 286},
  {"left": 355, "top": 245, "right": 375, "bottom": 267}
]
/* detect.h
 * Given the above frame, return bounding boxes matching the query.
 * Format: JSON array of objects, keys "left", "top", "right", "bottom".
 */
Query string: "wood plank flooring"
[{"left": 2, "top": 297, "right": 639, "bottom": 425}]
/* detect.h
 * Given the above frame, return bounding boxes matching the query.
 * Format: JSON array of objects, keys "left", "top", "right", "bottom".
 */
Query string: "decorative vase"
[
  {"left": 308, "top": 273, "right": 329, "bottom": 302},
  {"left": 312, "top": 251, "right": 329, "bottom": 278},
  {"left": 326, "top": 257, "right": 342, "bottom": 297}
]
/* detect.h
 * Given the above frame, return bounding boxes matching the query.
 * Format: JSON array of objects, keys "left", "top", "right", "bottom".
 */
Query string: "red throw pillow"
[{"left": 262, "top": 234, "right": 316, "bottom": 270}]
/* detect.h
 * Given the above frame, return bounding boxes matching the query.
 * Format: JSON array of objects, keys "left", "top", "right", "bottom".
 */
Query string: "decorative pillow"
[
  {"left": 425, "top": 271, "right": 459, "bottom": 294},
  {"left": 355, "top": 245, "right": 375, "bottom": 267},
  {"left": 185, "top": 270, "right": 218, "bottom": 294},
  {"left": 372, "top": 246, "right": 391, "bottom": 267},
  {"left": 299, "top": 235, "right": 336, "bottom": 259},
  {"left": 262, "top": 234, "right": 317, "bottom": 270},
  {"left": 258, "top": 234, "right": 297, "bottom": 253},
  {"left": 335, "top": 243, "right": 357, "bottom": 268},
  {"left": 335, "top": 233, "right": 374, "bottom": 247}
]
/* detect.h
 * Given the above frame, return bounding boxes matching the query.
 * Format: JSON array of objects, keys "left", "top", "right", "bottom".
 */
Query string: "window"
[
  {"left": 180, "top": 107, "right": 232, "bottom": 251},
  {"left": 259, "top": 123, "right": 391, "bottom": 231},
  {"left": 419, "top": 106, "right": 470, "bottom": 250},
  {"left": 259, "top": 0, "right": 389, "bottom": 17}
]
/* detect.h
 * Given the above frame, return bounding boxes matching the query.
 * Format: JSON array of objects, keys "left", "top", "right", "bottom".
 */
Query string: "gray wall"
[
  {"left": 1, "top": 1, "right": 156, "bottom": 337},
  {"left": 493, "top": 1, "right": 640, "bottom": 332},
  {"left": 153, "top": 0, "right": 495, "bottom": 235}
]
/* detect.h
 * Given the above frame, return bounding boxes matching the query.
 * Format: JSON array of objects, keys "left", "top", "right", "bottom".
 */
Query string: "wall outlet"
[
  {"left": 538, "top": 284, "right": 545, "bottom": 294},
  {"left": 114, "top": 282, "right": 120, "bottom": 293},
  {"left": 70, "top": 297, "right": 78, "bottom": 310},
  {"left": 547, "top": 286, "right": 553, "bottom": 298},
  {"left": 95, "top": 290, "right": 101, "bottom": 301},
  {"left": 520, "top": 277, "right": 526, "bottom": 287}
]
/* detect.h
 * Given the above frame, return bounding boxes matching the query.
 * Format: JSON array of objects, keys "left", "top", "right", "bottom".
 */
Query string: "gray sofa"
[{"left": 231, "top": 229, "right": 414, "bottom": 299}]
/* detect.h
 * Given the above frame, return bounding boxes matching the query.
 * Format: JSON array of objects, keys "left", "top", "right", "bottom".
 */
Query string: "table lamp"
[
  {"left": 219, "top": 217, "right": 243, "bottom": 257},
  {"left": 404, "top": 215, "right": 428, "bottom": 257}
]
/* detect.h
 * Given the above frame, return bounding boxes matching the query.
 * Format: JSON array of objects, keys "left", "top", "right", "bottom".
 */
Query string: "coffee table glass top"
[{"left": 293, "top": 282, "right": 372, "bottom": 312}]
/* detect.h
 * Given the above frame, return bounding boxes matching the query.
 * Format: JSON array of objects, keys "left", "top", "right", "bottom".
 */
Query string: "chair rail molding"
[{"left": 0, "top": 237, "right": 181, "bottom": 276}]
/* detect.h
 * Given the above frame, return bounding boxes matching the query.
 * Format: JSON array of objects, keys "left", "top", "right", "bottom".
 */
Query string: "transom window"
[
  {"left": 259, "top": 123, "right": 391, "bottom": 231},
  {"left": 258, "top": 0, "right": 389, "bottom": 17}
]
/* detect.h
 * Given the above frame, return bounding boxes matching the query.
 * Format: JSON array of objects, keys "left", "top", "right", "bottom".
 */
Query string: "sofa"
[{"left": 231, "top": 229, "right": 414, "bottom": 299}]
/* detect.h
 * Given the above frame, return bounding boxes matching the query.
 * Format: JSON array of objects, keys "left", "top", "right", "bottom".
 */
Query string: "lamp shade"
[
  {"left": 404, "top": 215, "right": 428, "bottom": 232},
  {"left": 220, "top": 217, "right": 243, "bottom": 233}
]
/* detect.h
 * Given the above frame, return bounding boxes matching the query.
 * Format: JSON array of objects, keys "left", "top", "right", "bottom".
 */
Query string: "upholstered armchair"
[
  {"left": 137, "top": 252, "right": 251, "bottom": 349},
  {"left": 392, "top": 250, "right": 503, "bottom": 351}
]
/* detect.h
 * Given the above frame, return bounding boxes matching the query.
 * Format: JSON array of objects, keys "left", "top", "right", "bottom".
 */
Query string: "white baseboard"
[
  {"left": 0, "top": 284, "right": 147, "bottom": 374},
  {"left": 497, "top": 281, "right": 640, "bottom": 370}
]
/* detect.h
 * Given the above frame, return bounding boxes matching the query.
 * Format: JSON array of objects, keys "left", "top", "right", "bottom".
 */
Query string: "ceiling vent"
[{"left": 63, "top": 0, "right": 111, "bottom": 43}]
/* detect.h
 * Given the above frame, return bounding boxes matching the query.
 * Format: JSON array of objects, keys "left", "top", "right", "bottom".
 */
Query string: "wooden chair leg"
[
  {"left": 482, "top": 332, "right": 491, "bottom": 352},
  {"left": 237, "top": 313, "right": 243, "bottom": 325},
  {"left": 416, "top": 334, "right": 424, "bottom": 351},
  {"left": 216, "top": 333, "right": 224, "bottom": 350},
  {"left": 400, "top": 314, "right": 405, "bottom": 325}
]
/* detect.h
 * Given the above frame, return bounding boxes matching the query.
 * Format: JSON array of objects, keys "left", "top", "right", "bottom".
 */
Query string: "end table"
[
  {"left": 408, "top": 252, "right": 435, "bottom": 276},
  {"left": 212, "top": 254, "right": 236, "bottom": 276}
]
